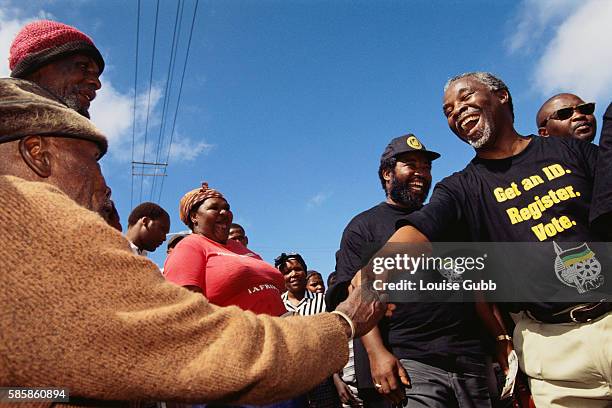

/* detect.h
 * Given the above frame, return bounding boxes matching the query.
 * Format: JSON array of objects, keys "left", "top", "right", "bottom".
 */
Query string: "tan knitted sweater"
[{"left": 0, "top": 175, "right": 348, "bottom": 404}]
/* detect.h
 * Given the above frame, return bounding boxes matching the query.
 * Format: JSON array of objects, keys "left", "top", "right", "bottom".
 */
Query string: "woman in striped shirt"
[{"left": 276, "top": 253, "right": 339, "bottom": 408}]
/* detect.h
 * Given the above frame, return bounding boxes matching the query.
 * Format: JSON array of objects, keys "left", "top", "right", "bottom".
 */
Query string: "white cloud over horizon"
[{"left": 509, "top": 0, "right": 612, "bottom": 100}]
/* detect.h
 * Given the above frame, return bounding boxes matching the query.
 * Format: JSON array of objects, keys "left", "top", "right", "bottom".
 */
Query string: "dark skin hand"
[
  {"left": 335, "top": 273, "right": 392, "bottom": 338},
  {"left": 343, "top": 271, "right": 404, "bottom": 403},
  {"left": 362, "top": 327, "right": 409, "bottom": 404},
  {"left": 332, "top": 373, "right": 357, "bottom": 405}
]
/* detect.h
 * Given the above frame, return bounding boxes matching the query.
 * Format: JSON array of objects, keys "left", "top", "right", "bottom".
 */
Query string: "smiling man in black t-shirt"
[
  {"left": 328, "top": 135, "right": 495, "bottom": 408},
  {"left": 386, "top": 72, "right": 611, "bottom": 407}
]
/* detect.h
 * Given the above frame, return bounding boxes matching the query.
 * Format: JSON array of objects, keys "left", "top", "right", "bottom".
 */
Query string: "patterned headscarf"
[{"left": 179, "top": 182, "right": 225, "bottom": 228}]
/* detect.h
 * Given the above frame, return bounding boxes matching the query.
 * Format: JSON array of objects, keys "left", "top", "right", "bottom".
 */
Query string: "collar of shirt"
[
  {"left": 281, "top": 290, "right": 316, "bottom": 311},
  {"left": 128, "top": 241, "right": 147, "bottom": 257}
]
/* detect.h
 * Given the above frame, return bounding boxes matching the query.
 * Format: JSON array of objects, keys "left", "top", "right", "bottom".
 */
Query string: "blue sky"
[{"left": 2, "top": 0, "right": 612, "bottom": 277}]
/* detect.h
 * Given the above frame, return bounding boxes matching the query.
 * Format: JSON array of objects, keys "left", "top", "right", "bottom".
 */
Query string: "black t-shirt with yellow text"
[{"left": 400, "top": 135, "right": 610, "bottom": 316}]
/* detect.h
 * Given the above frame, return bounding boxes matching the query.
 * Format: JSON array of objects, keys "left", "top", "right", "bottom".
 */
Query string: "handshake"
[{"left": 331, "top": 271, "right": 395, "bottom": 339}]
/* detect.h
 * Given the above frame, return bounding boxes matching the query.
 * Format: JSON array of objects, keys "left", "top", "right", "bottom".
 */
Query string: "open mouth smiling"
[{"left": 458, "top": 113, "right": 480, "bottom": 134}]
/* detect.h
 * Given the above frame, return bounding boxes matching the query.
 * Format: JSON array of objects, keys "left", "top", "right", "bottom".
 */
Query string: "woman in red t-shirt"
[{"left": 164, "top": 182, "right": 286, "bottom": 316}]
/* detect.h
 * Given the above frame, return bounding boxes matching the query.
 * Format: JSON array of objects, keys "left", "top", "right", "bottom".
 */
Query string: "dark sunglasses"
[{"left": 542, "top": 102, "right": 595, "bottom": 126}]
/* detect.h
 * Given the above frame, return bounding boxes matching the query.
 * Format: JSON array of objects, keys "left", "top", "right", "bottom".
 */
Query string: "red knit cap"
[{"left": 9, "top": 20, "right": 105, "bottom": 78}]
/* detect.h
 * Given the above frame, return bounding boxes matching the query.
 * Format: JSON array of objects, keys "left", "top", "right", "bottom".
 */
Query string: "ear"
[
  {"left": 141, "top": 216, "right": 152, "bottom": 228},
  {"left": 19, "top": 136, "right": 52, "bottom": 178},
  {"left": 245, "top": 236, "right": 249, "bottom": 245},
  {"left": 538, "top": 127, "right": 549, "bottom": 137},
  {"left": 495, "top": 89, "right": 509, "bottom": 105},
  {"left": 190, "top": 211, "right": 198, "bottom": 227},
  {"left": 382, "top": 168, "right": 393, "bottom": 182}
]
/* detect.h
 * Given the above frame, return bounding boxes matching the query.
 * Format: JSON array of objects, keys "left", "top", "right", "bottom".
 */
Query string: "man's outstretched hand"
[{"left": 335, "top": 270, "right": 394, "bottom": 338}]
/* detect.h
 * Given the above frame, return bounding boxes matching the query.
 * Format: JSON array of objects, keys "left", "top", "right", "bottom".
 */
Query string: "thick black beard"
[{"left": 388, "top": 176, "right": 426, "bottom": 211}]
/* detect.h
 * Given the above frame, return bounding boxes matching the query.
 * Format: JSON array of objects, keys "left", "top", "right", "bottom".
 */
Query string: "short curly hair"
[{"left": 128, "top": 202, "right": 169, "bottom": 226}]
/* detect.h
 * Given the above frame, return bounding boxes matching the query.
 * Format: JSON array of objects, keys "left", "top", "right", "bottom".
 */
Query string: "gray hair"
[{"left": 444, "top": 72, "right": 514, "bottom": 121}]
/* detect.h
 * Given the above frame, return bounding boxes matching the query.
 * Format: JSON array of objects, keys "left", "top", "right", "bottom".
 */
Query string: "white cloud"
[
  {"left": 307, "top": 192, "right": 331, "bottom": 209},
  {"left": 91, "top": 84, "right": 213, "bottom": 165},
  {"left": 167, "top": 134, "right": 214, "bottom": 161},
  {"left": 88, "top": 80, "right": 138, "bottom": 145},
  {"left": 506, "top": 0, "right": 579, "bottom": 54},
  {"left": 90, "top": 82, "right": 163, "bottom": 160},
  {"left": 532, "top": 0, "right": 612, "bottom": 100},
  {"left": 509, "top": 0, "right": 612, "bottom": 100}
]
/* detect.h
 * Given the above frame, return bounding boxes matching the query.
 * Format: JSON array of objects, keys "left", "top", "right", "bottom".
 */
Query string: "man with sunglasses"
[{"left": 536, "top": 93, "right": 597, "bottom": 142}]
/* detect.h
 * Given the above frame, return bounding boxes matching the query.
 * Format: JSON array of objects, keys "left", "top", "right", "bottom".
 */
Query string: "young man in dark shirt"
[
  {"left": 389, "top": 72, "right": 611, "bottom": 407},
  {"left": 328, "top": 135, "right": 493, "bottom": 408}
]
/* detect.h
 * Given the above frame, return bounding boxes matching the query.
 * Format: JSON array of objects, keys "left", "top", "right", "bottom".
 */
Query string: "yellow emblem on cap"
[{"left": 406, "top": 136, "right": 423, "bottom": 149}]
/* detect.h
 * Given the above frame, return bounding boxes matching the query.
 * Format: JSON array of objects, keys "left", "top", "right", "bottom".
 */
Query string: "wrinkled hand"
[
  {"left": 369, "top": 348, "right": 409, "bottom": 404},
  {"left": 332, "top": 373, "right": 357, "bottom": 405},
  {"left": 496, "top": 339, "right": 514, "bottom": 375},
  {"left": 349, "top": 270, "right": 396, "bottom": 317},
  {"left": 335, "top": 277, "right": 388, "bottom": 338}
]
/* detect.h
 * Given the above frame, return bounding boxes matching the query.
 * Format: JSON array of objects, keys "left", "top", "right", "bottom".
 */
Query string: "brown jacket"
[{"left": 0, "top": 176, "right": 348, "bottom": 405}]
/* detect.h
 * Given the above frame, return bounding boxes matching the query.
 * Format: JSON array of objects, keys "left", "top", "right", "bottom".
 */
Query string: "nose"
[
  {"left": 448, "top": 102, "right": 467, "bottom": 123},
  {"left": 571, "top": 109, "right": 587, "bottom": 122},
  {"left": 87, "top": 71, "right": 101, "bottom": 91},
  {"left": 413, "top": 164, "right": 430, "bottom": 176},
  {"left": 456, "top": 102, "right": 470, "bottom": 118},
  {"left": 91, "top": 76, "right": 101, "bottom": 91}
]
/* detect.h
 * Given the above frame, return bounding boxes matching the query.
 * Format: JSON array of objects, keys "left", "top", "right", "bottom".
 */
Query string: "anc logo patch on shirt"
[
  {"left": 553, "top": 242, "right": 603, "bottom": 293},
  {"left": 407, "top": 136, "right": 423, "bottom": 149}
]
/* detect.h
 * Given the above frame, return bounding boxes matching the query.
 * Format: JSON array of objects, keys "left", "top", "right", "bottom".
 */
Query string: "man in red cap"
[
  {"left": 9, "top": 20, "right": 121, "bottom": 228},
  {"left": 9, "top": 19, "right": 105, "bottom": 120}
]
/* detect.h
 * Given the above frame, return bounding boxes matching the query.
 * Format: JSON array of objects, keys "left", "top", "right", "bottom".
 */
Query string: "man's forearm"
[{"left": 360, "top": 325, "right": 388, "bottom": 354}]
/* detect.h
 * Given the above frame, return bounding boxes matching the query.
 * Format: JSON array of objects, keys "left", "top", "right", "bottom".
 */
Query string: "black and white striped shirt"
[{"left": 281, "top": 290, "right": 326, "bottom": 316}]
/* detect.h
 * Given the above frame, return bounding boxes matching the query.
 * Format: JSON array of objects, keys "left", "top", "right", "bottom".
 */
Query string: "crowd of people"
[{"left": 1, "top": 18, "right": 610, "bottom": 408}]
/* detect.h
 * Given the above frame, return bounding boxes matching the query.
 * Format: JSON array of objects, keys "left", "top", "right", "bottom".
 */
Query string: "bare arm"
[{"left": 388, "top": 225, "right": 429, "bottom": 243}]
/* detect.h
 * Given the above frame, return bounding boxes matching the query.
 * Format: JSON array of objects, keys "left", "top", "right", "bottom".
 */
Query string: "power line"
[
  {"left": 139, "top": 0, "right": 161, "bottom": 203},
  {"left": 130, "top": 0, "right": 141, "bottom": 209},
  {"left": 150, "top": 0, "right": 184, "bottom": 201},
  {"left": 158, "top": 0, "right": 200, "bottom": 202}
]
